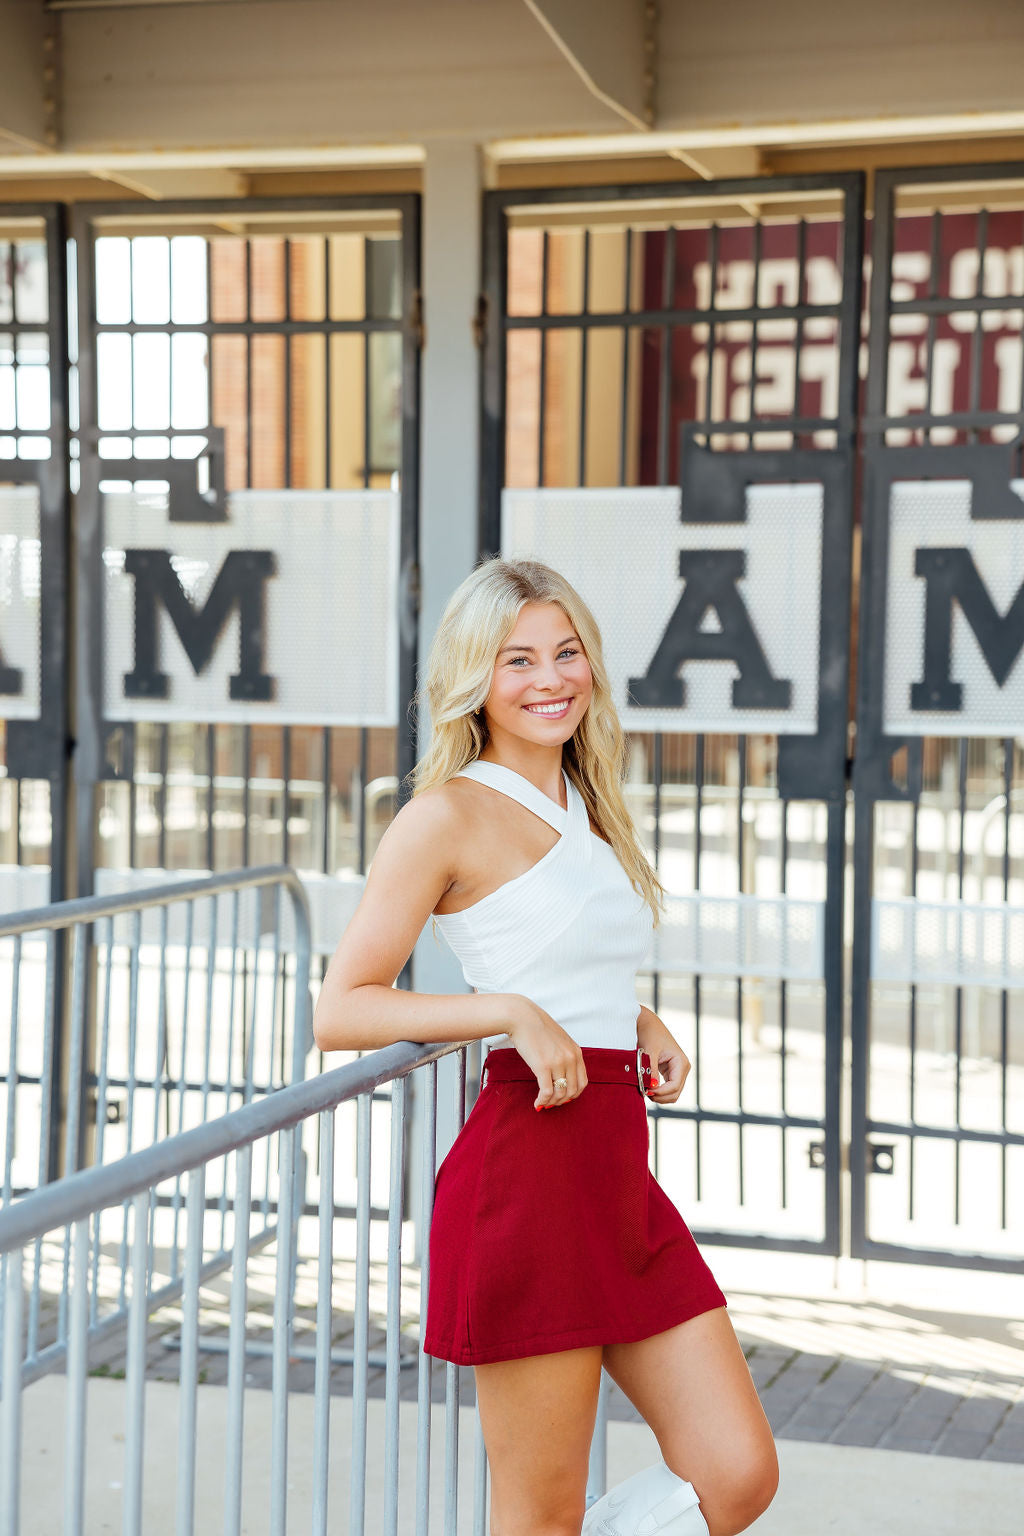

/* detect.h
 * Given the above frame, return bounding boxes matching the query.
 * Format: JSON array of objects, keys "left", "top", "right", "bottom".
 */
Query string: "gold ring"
[{"left": 553, "top": 1077, "right": 568, "bottom": 1090}]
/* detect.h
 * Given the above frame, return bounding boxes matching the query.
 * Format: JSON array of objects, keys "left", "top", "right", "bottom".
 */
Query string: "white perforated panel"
[
  {"left": 872, "top": 897, "right": 1024, "bottom": 990},
  {"left": 502, "top": 485, "right": 823, "bottom": 735},
  {"left": 103, "top": 489, "right": 399, "bottom": 725},
  {"left": 93, "top": 867, "right": 365, "bottom": 957},
  {"left": 0, "top": 864, "right": 49, "bottom": 915},
  {"left": 648, "top": 893, "right": 825, "bottom": 981},
  {"left": 0, "top": 485, "right": 41, "bottom": 720},
  {"left": 883, "top": 480, "right": 1024, "bottom": 736}
]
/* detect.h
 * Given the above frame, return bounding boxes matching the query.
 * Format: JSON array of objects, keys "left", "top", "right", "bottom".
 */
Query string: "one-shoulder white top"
[{"left": 433, "top": 759, "right": 654, "bottom": 1050}]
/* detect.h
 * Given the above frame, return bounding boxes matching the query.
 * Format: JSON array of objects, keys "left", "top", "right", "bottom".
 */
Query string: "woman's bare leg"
[
  {"left": 603, "top": 1308, "right": 778, "bottom": 1536},
  {"left": 473, "top": 1345, "right": 604, "bottom": 1535}
]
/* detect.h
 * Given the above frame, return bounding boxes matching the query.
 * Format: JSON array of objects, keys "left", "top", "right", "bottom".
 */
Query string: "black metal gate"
[
  {"left": 852, "top": 163, "right": 1024, "bottom": 1273},
  {"left": 71, "top": 195, "right": 421, "bottom": 913},
  {"left": 481, "top": 174, "right": 865, "bottom": 1256},
  {"left": 4, "top": 165, "right": 1024, "bottom": 1269},
  {"left": 0, "top": 204, "right": 71, "bottom": 909}
]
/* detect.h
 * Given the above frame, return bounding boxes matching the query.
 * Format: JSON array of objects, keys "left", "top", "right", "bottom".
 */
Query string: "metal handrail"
[
  {"left": 0, "top": 863, "right": 311, "bottom": 942},
  {"left": 0, "top": 1038, "right": 466, "bottom": 1255},
  {"left": 1, "top": 864, "right": 318, "bottom": 1394},
  {"left": 0, "top": 1035, "right": 491, "bottom": 1536}
]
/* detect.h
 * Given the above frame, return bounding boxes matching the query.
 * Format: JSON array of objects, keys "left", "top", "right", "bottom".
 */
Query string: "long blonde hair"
[{"left": 410, "top": 557, "right": 665, "bottom": 925}]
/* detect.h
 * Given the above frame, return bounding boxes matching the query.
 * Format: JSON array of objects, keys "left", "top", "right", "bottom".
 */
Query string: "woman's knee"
[{"left": 694, "top": 1439, "right": 779, "bottom": 1536}]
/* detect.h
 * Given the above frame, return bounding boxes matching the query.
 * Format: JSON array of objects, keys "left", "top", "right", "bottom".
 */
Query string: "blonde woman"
[{"left": 313, "top": 558, "right": 778, "bottom": 1536}]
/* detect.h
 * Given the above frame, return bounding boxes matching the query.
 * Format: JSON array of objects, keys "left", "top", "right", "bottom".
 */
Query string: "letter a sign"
[{"left": 502, "top": 483, "right": 824, "bottom": 736}]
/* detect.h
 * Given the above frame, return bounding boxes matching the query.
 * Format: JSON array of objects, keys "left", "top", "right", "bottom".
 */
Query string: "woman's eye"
[{"left": 508, "top": 648, "right": 579, "bottom": 667}]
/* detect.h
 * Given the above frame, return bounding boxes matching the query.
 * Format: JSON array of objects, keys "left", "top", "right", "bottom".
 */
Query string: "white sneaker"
[{"left": 582, "top": 1461, "right": 708, "bottom": 1536}]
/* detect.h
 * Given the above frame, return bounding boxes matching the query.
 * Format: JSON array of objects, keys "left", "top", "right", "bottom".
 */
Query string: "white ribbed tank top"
[{"left": 433, "top": 759, "right": 654, "bottom": 1051}]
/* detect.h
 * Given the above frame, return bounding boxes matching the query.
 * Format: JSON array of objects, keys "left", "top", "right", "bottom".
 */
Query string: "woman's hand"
[
  {"left": 636, "top": 1004, "right": 691, "bottom": 1105},
  {"left": 504, "top": 995, "right": 588, "bottom": 1111}
]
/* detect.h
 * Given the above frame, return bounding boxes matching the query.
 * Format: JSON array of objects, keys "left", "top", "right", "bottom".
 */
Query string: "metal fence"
[
  {"left": 0, "top": 865, "right": 312, "bottom": 1377},
  {"left": 852, "top": 161, "right": 1024, "bottom": 1271},
  {"left": 0, "top": 1036, "right": 601, "bottom": 1536},
  {"left": 481, "top": 174, "right": 863, "bottom": 1259}
]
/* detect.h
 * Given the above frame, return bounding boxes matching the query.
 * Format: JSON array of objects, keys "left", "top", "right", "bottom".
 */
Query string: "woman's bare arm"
[{"left": 312, "top": 788, "right": 518, "bottom": 1052}]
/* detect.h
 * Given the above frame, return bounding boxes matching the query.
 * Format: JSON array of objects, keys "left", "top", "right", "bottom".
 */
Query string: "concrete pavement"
[{"left": 14, "top": 1374, "right": 1024, "bottom": 1535}]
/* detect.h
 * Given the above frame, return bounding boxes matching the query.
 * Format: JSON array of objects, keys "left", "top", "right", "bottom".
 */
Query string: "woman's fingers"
[
  {"left": 646, "top": 1050, "right": 691, "bottom": 1104},
  {"left": 533, "top": 1054, "right": 587, "bottom": 1109}
]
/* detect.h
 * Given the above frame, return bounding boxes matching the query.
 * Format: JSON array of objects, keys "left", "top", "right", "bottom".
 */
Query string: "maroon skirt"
[{"left": 423, "top": 1045, "right": 727, "bottom": 1366}]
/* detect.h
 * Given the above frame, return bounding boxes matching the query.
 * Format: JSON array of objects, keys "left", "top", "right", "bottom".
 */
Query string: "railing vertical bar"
[
  {"left": 383, "top": 1074, "right": 407, "bottom": 1536},
  {"left": 444, "top": 1362, "right": 461, "bottom": 1531},
  {"left": 121, "top": 910, "right": 142, "bottom": 1317},
  {"left": 59, "top": 924, "right": 89, "bottom": 1344},
  {"left": 90, "top": 918, "right": 115, "bottom": 1323},
  {"left": 0, "top": 1248, "right": 24, "bottom": 1536},
  {"left": 143, "top": 904, "right": 170, "bottom": 1302},
  {"left": 176, "top": 1165, "right": 206, "bottom": 1536},
  {"left": 226, "top": 890, "right": 242, "bottom": 1112},
  {"left": 219, "top": 892, "right": 242, "bottom": 1251},
  {"left": 269, "top": 1127, "right": 296, "bottom": 1536},
  {"left": 64, "top": 1219, "right": 90, "bottom": 1536},
  {"left": 28, "top": 929, "right": 59, "bottom": 1357},
  {"left": 223, "top": 1141, "right": 252, "bottom": 1536},
  {"left": 123, "top": 1190, "right": 150, "bottom": 1536},
  {"left": 415, "top": 1060, "right": 438, "bottom": 1536},
  {"left": 473, "top": 1408, "right": 488, "bottom": 1534},
  {"left": 311, "top": 1110, "right": 335, "bottom": 1536},
  {"left": 268, "top": 883, "right": 284, "bottom": 1087},
  {"left": 201, "top": 894, "right": 218, "bottom": 1125},
  {"left": 2, "top": 935, "right": 22, "bottom": 1206},
  {"left": 350, "top": 1091, "right": 372, "bottom": 1536},
  {"left": 63, "top": 924, "right": 88, "bottom": 1177},
  {"left": 586, "top": 1370, "right": 610, "bottom": 1507},
  {"left": 444, "top": 1050, "right": 467, "bottom": 1536},
  {"left": 125, "top": 909, "right": 142, "bottom": 1158},
  {"left": 171, "top": 901, "right": 196, "bottom": 1276}
]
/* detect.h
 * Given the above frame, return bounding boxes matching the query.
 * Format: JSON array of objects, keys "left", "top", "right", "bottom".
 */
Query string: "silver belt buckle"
[{"left": 636, "top": 1047, "right": 651, "bottom": 1097}]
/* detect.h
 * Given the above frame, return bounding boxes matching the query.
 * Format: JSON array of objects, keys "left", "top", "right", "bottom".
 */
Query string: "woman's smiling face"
[{"left": 481, "top": 601, "right": 593, "bottom": 747}]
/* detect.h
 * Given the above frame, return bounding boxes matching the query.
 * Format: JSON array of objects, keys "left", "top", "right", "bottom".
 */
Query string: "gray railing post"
[
  {"left": 0, "top": 1248, "right": 24, "bottom": 1536},
  {"left": 586, "top": 1369, "right": 610, "bottom": 1507}
]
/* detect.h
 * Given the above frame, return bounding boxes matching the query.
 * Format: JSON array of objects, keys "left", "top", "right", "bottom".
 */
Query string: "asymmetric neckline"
[{"left": 455, "top": 759, "right": 569, "bottom": 833}]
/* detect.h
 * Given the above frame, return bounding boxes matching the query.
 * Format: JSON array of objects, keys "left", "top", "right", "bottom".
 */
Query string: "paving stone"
[
  {"left": 940, "top": 1430, "right": 1009, "bottom": 1460},
  {"left": 983, "top": 1401, "right": 1024, "bottom": 1463},
  {"left": 744, "top": 1346, "right": 798, "bottom": 1391},
  {"left": 823, "top": 1367, "right": 925, "bottom": 1448},
  {"left": 936, "top": 1388, "right": 1012, "bottom": 1451},
  {"left": 782, "top": 1360, "right": 880, "bottom": 1440},
  {"left": 982, "top": 1442, "right": 1024, "bottom": 1464},
  {"left": 758, "top": 1354, "right": 840, "bottom": 1434},
  {"left": 878, "top": 1378, "right": 963, "bottom": 1452}
]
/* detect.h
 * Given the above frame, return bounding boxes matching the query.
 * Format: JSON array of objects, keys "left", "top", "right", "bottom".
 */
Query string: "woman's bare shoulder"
[{"left": 379, "top": 778, "right": 481, "bottom": 861}]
